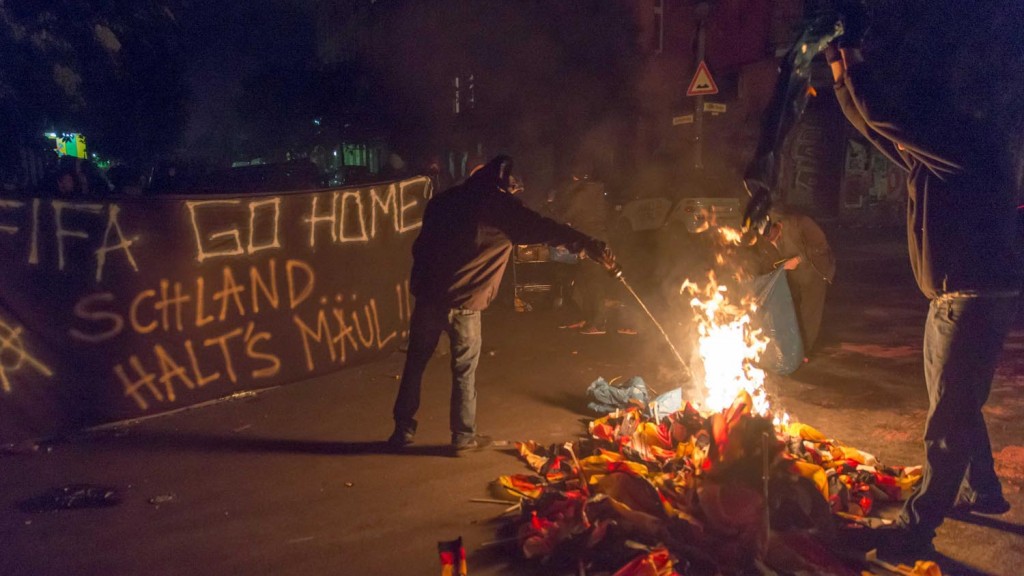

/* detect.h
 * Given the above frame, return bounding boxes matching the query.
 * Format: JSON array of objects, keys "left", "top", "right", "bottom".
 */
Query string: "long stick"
[
  {"left": 616, "top": 275, "right": 691, "bottom": 377},
  {"left": 469, "top": 498, "right": 519, "bottom": 505},
  {"left": 761, "top": 431, "right": 771, "bottom": 560}
]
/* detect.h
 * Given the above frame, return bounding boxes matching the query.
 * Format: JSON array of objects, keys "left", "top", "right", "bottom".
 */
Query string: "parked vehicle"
[{"left": 668, "top": 196, "right": 742, "bottom": 233}]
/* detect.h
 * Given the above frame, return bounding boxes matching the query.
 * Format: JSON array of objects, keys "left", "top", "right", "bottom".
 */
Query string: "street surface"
[{"left": 2, "top": 226, "right": 1022, "bottom": 576}]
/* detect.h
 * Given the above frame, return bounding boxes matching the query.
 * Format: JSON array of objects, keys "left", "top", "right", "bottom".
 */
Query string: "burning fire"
[
  {"left": 715, "top": 225, "right": 745, "bottom": 245},
  {"left": 682, "top": 270, "right": 780, "bottom": 421}
]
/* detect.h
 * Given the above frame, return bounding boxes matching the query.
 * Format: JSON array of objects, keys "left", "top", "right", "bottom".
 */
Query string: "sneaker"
[
  {"left": 579, "top": 324, "right": 607, "bottom": 335},
  {"left": 559, "top": 320, "right": 586, "bottom": 330},
  {"left": 953, "top": 492, "right": 1011, "bottom": 516},
  {"left": 616, "top": 328, "right": 638, "bottom": 336},
  {"left": 387, "top": 429, "right": 415, "bottom": 448},
  {"left": 452, "top": 434, "right": 492, "bottom": 451}
]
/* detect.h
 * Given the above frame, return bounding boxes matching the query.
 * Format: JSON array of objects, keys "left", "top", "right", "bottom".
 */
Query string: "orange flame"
[{"left": 682, "top": 271, "right": 772, "bottom": 417}]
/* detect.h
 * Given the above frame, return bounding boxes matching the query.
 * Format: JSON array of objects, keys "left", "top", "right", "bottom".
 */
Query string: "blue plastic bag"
[
  {"left": 549, "top": 245, "right": 579, "bottom": 264},
  {"left": 586, "top": 376, "right": 649, "bottom": 413},
  {"left": 650, "top": 387, "right": 684, "bottom": 420},
  {"left": 750, "top": 268, "right": 804, "bottom": 375}
]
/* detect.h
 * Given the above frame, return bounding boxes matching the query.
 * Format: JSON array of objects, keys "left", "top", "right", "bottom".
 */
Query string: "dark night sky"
[{"left": 180, "top": 0, "right": 318, "bottom": 153}]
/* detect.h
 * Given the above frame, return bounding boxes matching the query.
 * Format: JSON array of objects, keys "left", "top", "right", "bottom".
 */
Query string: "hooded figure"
[
  {"left": 760, "top": 207, "right": 835, "bottom": 354},
  {"left": 390, "top": 155, "right": 615, "bottom": 451},
  {"left": 829, "top": 0, "right": 1023, "bottom": 556}
]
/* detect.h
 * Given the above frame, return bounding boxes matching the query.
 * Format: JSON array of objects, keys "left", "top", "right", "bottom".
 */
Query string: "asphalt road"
[{"left": 2, "top": 226, "right": 1022, "bottom": 576}]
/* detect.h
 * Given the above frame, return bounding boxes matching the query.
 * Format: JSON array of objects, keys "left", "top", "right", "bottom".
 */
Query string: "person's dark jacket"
[
  {"left": 774, "top": 213, "right": 836, "bottom": 285},
  {"left": 833, "top": 53, "right": 1022, "bottom": 299},
  {"left": 410, "top": 158, "right": 600, "bottom": 310}
]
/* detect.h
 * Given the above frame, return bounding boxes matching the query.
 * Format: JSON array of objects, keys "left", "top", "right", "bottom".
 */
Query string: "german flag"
[{"left": 438, "top": 536, "right": 467, "bottom": 576}]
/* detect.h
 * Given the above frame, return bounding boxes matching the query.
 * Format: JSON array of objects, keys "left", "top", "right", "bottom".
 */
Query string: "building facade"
[
  {"left": 312, "top": 0, "right": 905, "bottom": 223},
  {"left": 632, "top": 0, "right": 904, "bottom": 224}
]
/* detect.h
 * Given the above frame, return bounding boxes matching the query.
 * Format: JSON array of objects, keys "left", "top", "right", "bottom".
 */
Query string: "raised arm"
[
  {"left": 829, "top": 46, "right": 908, "bottom": 170},
  {"left": 832, "top": 46, "right": 965, "bottom": 178}
]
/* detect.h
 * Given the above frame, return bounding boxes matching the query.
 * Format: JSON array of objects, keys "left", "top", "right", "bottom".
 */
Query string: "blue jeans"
[
  {"left": 899, "top": 294, "right": 1018, "bottom": 535},
  {"left": 392, "top": 303, "right": 482, "bottom": 444}
]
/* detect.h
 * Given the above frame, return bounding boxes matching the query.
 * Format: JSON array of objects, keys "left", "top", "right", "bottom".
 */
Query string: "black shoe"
[
  {"left": 953, "top": 492, "right": 1011, "bottom": 516},
  {"left": 452, "top": 434, "right": 492, "bottom": 451},
  {"left": 875, "top": 525, "right": 936, "bottom": 559},
  {"left": 387, "top": 429, "right": 415, "bottom": 448}
]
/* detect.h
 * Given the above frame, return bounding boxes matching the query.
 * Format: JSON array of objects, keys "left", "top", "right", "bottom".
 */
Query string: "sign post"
[
  {"left": 672, "top": 114, "right": 695, "bottom": 126},
  {"left": 686, "top": 5, "right": 717, "bottom": 171},
  {"left": 686, "top": 61, "right": 719, "bottom": 97}
]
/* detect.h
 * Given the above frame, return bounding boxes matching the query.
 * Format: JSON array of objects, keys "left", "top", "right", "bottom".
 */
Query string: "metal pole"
[
  {"left": 615, "top": 274, "right": 691, "bottom": 378},
  {"left": 761, "top": 431, "right": 771, "bottom": 559},
  {"left": 693, "top": 3, "right": 709, "bottom": 170}
]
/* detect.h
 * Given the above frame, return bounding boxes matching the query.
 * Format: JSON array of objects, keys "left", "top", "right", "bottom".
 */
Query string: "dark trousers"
[
  {"left": 574, "top": 263, "right": 611, "bottom": 327},
  {"left": 392, "top": 303, "right": 482, "bottom": 443},
  {"left": 787, "top": 272, "right": 828, "bottom": 352},
  {"left": 899, "top": 294, "right": 1018, "bottom": 536}
]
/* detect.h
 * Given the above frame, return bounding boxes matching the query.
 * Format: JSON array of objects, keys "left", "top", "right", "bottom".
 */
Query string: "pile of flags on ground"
[{"left": 490, "top": 390, "right": 936, "bottom": 575}]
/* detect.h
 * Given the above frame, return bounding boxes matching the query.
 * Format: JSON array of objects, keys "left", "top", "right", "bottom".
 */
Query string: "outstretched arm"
[{"left": 482, "top": 192, "right": 609, "bottom": 263}]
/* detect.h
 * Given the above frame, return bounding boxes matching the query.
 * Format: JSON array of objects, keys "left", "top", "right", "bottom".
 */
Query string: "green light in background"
[{"left": 45, "top": 132, "right": 87, "bottom": 159}]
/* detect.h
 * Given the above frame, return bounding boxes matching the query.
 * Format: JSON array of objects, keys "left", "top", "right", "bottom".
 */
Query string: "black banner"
[{"left": 0, "top": 177, "right": 431, "bottom": 443}]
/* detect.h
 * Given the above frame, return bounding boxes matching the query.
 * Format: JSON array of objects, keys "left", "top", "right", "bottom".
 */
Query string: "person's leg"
[
  {"left": 958, "top": 296, "right": 1019, "bottom": 507},
  {"left": 560, "top": 264, "right": 587, "bottom": 328},
  {"left": 447, "top": 309, "right": 482, "bottom": 445},
  {"left": 558, "top": 263, "right": 587, "bottom": 328},
  {"left": 797, "top": 278, "right": 828, "bottom": 352},
  {"left": 391, "top": 303, "right": 445, "bottom": 441},
  {"left": 553, "top": 262, "right": 576, "bottom": 310},
  {"left": 899, "top": 295, "right": 1016, "bottom": 536},
  {"left": 786, "top": 271, "right": 807, "bottom": 349},
  {"left": 590, "top": 267, "right": 609, "bottom": 327},
  {"left": 577, "top": 264, "right": 607, "bottom": 332}
]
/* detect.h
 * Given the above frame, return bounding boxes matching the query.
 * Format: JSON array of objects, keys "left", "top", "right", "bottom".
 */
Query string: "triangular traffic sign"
[{"left": 686, "top": 61, "right": 719, "bottom": 96}]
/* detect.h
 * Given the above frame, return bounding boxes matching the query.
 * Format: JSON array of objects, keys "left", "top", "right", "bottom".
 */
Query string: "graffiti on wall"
[
  {"left": 779, "top": 107, "right": 843, "bottom": 216},
  {"left": 0, "top": 313, "right": 53, "bottom": 394},
  {"left": 841, "top": 140, "right": 907, "bottom": 211},
  {"left": 0, "top": 177, "right": 431, "bottom": 442}
]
